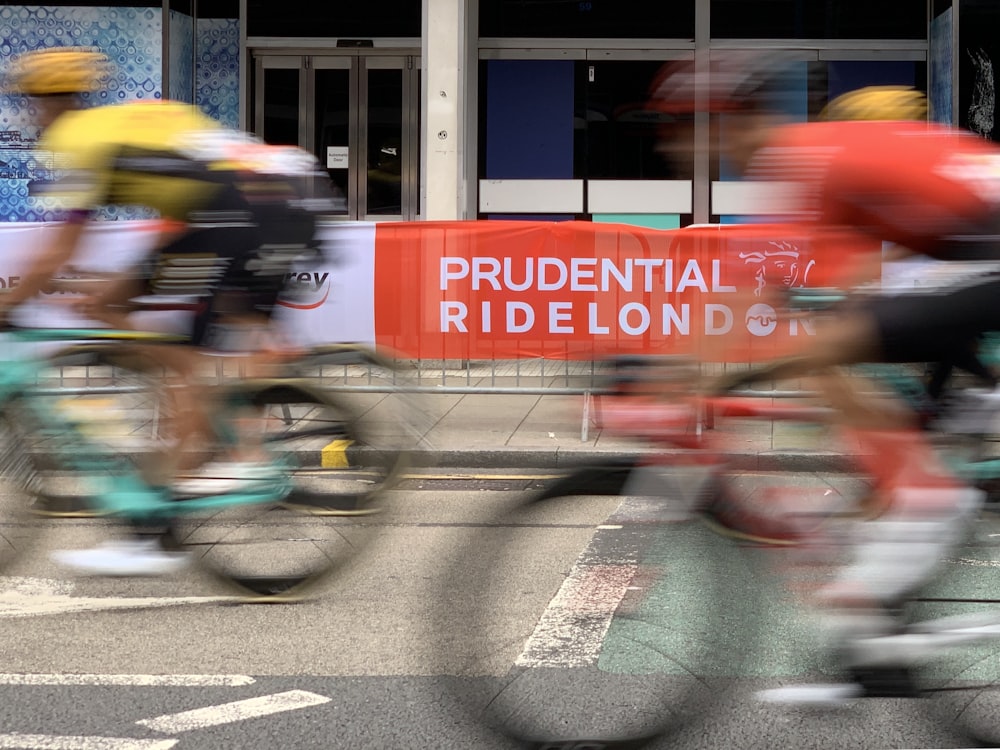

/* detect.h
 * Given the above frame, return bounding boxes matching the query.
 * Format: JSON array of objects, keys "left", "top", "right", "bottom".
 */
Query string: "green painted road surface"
[{"left": 508, "top": 476, "right": 1000, "bottom": 681}]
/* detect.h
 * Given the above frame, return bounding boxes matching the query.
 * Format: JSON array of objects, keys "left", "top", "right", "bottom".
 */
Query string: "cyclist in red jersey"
[{"left": 650, "top": 58, "right": 993, "bottom": 705}]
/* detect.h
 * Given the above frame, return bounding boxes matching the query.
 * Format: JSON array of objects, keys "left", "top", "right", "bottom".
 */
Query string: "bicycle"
[
  {"left": 0, "top": 326, "right": 414, "bottom": 602},
  {"left": 427, "top": 354, "right": 1000, "bottom": 749}
]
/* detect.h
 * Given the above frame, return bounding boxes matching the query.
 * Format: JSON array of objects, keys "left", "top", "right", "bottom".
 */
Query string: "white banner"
[{"left": 0, "top": 221, "right": 378, "bottom": 347}]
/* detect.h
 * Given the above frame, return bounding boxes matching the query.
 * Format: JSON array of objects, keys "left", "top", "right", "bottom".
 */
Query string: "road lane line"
[
  {"left": 136, "top": 690, "right": 331, "bottom": 733},
  {"left": 0, "top": 674, "right": 255, "bottom": 687},
  {"left": 0, "top": 734, "right": 177, "bottom": 749}
]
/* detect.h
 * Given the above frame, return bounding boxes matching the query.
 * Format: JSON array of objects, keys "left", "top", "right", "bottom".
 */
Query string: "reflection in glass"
[
  {"left": 366, "top": 68, "right": 403, "bottom": 216},
  {"left": 581, "top": 61, "right": 690, "bottom": 181}
]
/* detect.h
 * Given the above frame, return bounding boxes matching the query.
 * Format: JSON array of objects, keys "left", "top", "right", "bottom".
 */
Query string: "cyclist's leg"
[
  {"left": 759, "top": 282, "right": 1000, "bottom": 702},
  {"left": 50, "top": 189, "right": 264, "bottom": 575}
]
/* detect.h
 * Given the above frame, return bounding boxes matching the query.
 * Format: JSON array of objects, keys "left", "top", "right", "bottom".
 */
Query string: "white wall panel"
[
  {"left": 588, "top": 180, "right": 692, "bottom": 214},
  {"left": 479, "top": 179, "right": 584, "bottom": 213}
]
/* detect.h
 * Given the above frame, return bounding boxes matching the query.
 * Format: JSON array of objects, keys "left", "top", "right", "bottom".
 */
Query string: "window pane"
[
  {"left": 582, "top": 61, "right": 689, "bottom": 181},
  {"left": 482, "top": 60, "right": 576, "bottom": 180},
  {"left": 198, "top": 0, "right": 239, "bottom": 18},
  {"left": 480, "top": 0, "right": 694, "bottom": 39},
  {"left": 315, "top": 68, "right": 350, "bottom": 216},
  {"left": 366, "top": 68, "right": 403, "bottom": 216},
  {"left": 711, "top": 0, "right": 926, "bottom": 39},
  {"left": 262, "top": 68, "right": 298, "bottom": 146},
  {"left": 247, "top": 1, "right": 420, "bottom": 38}
]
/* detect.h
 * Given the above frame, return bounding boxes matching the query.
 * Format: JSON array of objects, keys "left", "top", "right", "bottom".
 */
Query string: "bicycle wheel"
[
  {"left": 253, "top": 377, "right": 410, "bottom": 513},
  {"left": 171, "top": 381, "right": 403, "bottom": 600},
  {"left": 427, "top": 464, "right": 753, "bottom": 748},
  {"left": 907, "top": 519, "right": 1000, "bottom": 746}
]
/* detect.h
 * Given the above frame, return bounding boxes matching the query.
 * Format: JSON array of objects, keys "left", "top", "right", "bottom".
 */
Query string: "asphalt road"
[{"left": 0, "top": 470, "right": 997, "bottom": 749}]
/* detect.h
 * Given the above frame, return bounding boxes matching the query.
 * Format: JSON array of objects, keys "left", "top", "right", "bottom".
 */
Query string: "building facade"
[{"left": 0, "top": 1, "right": 990, "bottom": 227}]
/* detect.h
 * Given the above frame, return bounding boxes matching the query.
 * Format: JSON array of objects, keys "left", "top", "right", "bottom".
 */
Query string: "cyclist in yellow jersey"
[{"left": 4, "top": 47, "right": 337, "bottom": 575}]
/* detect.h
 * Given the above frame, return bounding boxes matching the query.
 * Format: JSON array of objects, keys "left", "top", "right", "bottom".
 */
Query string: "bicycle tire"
[
  {"left": 426, "top": 464, "right": 751, "bottom": 748},
  {"left": 171, "top": 380, "right": 405, "bottom": 600}
]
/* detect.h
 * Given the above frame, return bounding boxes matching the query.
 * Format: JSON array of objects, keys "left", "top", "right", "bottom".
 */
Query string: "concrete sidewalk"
[{"left": 401, "top": 391, "right": 858, "bottom": 472}]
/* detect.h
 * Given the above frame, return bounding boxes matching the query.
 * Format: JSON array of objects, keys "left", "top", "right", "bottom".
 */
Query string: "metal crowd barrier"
[{"left": 35, "top": 353, "right": 824, "bottom": 444}]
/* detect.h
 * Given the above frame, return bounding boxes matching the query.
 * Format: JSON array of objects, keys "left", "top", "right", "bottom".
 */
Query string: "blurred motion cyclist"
[
  {"left": 3, "top": 46, "right": 339, "bottom": 575},
  {"left": 650, "top": 57, "right": 1000, "bottom": 704}
]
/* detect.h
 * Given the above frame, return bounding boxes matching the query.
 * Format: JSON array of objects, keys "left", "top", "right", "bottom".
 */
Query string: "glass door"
[{"left": 254, "top": 53, "right": 420, "bottom": 221}]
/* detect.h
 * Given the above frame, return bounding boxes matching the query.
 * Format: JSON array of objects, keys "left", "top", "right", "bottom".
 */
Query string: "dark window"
[
  {"left": 579, "top": 61, "right": 687, "bottom": 181},
  {"left": 247, "top": 1, "right": 420, "bottom": 38},
  {"left": 34, "top": 1, "right": 157, "bottom": 5},
  {"left": 480, "top": 0, "right": 695, "bottom": 39},
  {"left": 198, "top": 0, "right": 239, "bottom": 19},
  {"left": 932, "top": 0, "right": 953, "bottom": 16},
  {"left": 479, "top": 58, "right": 691, "bottom": 180},
  {"left": 711, "top": 0, "right": 926, "bottom": 39}
]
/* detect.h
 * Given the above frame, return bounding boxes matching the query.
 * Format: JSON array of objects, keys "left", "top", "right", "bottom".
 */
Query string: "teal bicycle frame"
[{"left": 0, "top": 326, "right": 293, "bottom": 522}]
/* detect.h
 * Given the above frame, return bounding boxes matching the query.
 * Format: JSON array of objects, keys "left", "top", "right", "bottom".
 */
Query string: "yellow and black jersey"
[{"left": 39, "top": 100, "right": 225, "bottom": 220}]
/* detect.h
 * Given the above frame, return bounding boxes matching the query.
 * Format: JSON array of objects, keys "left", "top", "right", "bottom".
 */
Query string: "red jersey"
[{"left": 748, "top": 121, "right": 1000, "bottom": 258}]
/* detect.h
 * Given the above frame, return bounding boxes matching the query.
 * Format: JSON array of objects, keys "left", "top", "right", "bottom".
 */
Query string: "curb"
[
  {"left": 399, "top": 448, "right": 855, "bottom": 473},
  {"left": 30, "top": 448, "right": 854, "bottom": 518}
]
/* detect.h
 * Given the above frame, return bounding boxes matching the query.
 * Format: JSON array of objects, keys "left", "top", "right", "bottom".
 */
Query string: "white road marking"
[
  {"left": 0, "top": 578, "right": 76, "bottom": 597},
  {"left": 514, "top": 497, "right": 652, "bottom": 669},
  {"left": 0, "top": 734, "right": 177, "bottom": 749},
  {"left": 0, "top": 594, "right": 234, "bottom": 619},
  {"left": 0, "top": 577, "right": 233, "bottom": 619},
  {"left": 944, "top": 557, "right": 1000, "bottom": 568},
  {"left": 514, "top": 561, "right": 637, "bottom": 668},
  {"left": 136, "top": 690, "right": 331, "bottom": 734},
  {"left": 0, "top": 674, "right": 254, "bottom": 687}
]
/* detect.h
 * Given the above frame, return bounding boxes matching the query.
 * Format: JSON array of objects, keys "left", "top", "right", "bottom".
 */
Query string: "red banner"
[{"left": 373, "top": 220, "right": 879, "bottom": 362}]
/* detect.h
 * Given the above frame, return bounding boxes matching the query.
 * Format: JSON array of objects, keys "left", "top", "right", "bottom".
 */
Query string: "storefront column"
[{"left": 422, "top": 0, "right": 468, "bottom": 219}]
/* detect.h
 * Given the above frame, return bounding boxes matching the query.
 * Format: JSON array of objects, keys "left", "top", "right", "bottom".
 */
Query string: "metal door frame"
[{"left": 252, "top": 51, "right": 420, "bottom": 221}]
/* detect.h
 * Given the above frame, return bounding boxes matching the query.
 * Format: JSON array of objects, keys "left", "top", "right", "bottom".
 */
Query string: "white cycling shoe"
[
  {"left": 755, "top": 683, "right": 863, "bottom": 708},
  {"left": 50, "top": 539, "right": 190, "bottom": 577}
]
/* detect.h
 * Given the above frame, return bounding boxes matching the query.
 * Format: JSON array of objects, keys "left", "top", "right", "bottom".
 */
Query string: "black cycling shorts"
[
  {"left": 865, "top": 276, "right": 1000, "bottom": 363},
  {"left": 144, "top": 177, "right": 317, "bottom": 348}
]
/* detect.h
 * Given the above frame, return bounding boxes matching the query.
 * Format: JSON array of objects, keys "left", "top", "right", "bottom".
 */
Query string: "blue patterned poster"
[
  {"left": 0, "top": 5, "right": 163, "bottom": 221},
  {"left": 0, "top": 6, "right": 240, "bottom": 221}
]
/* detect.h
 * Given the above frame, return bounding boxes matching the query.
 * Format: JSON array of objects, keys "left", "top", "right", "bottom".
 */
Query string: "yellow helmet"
[
  {"left": 820, "top": 85, "right": 928, "bottom": 122},
  {"left": 6, "top": 47, "right": 111, "bottom": 96}
]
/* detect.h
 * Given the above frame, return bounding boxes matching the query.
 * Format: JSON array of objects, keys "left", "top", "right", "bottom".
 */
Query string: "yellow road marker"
[{"left": 321, "top": 439, "right": 353, "bottom": 468}]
